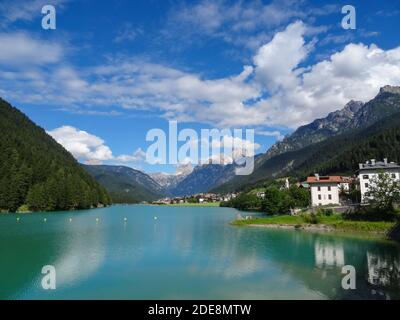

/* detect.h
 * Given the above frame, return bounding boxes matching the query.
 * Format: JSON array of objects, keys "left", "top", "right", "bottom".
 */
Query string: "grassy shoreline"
[{"left": 232, "top": 214, "right": 396, "bottom": 235}]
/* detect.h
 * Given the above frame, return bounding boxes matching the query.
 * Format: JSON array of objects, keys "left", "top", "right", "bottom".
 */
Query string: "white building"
[
  {"left": 359, "top": 159, "right": 400, "bottom": 203},
  {"left": 307, "top": 174, "right": 346, "bottom": 207}
]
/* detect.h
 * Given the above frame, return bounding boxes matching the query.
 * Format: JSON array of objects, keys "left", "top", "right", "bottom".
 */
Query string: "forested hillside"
[
  {"left": 214, "top": 86, "right": 400, "bottom": 193},
  {"left": 82, "top": 165, "right": 163, "bottom": 203},
  {"left": 214, "top": 111, "right": 400, "bottom": 193},
  {"left": 0, "top": 98, "right": 111, "bottom": 212}
]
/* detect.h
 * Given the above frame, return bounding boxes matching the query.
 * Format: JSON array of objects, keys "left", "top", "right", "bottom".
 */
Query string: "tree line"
[{"left": 0, "top": 98, "right": 111, "bottom": 212}]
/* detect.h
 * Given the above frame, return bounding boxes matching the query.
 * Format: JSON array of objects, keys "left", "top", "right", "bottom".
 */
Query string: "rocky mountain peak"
[{"left": 379, "top": 85, "right": 400, "bottom": 95}]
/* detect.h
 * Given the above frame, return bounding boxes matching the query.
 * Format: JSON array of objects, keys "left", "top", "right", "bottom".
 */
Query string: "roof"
[
  {"left": 359, "top": 161, "right": 400, "bottom": 171},
  {"left": 306, "top": 176, "right": 346, "bottom": 184}
]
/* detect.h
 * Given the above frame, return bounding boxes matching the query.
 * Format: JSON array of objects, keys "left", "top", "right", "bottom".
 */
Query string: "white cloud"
[
  {"left": 255, "top": 38, "right": 400, "bottom": 127},
  {"left": 0, "top": 32, "right": 64, "bottom": 66},
  {"left": 2, "top": 20, "right": 400, "bottom": 132},
  {"left": 48, "top": 126, "right": 148, "bottom": 165},
  {"left": 256, "top": 130, "right": 284, "bottom": 141},
  {"left": 48, "top": 126, "right": 113, "bottom": 163},
  {"left": 116, "top": 148, "right": 146, "bottom": 163},
  {"left": 254, "top": 21, "right": 311, "bottom": 92}
]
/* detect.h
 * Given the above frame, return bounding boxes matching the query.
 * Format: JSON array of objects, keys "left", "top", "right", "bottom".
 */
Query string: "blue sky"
[{"left": 1, "top": 0, "right": 400, "bottom": 173}]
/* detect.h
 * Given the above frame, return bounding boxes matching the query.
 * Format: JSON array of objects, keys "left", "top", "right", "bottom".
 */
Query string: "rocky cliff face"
[
  {"left": 265, "top": 100, "right": 364, "bottom": 159},
  {"left": 264, "top": 86, "right": 400, "bottom": 161}
]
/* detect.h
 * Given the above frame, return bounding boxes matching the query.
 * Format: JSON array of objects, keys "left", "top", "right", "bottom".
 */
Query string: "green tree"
[
  {"left": 365, "top": 172, "right": 400, "bottom": 212},
  {"left": 261, "top": 188, "right": 290, "bottom": 215}
]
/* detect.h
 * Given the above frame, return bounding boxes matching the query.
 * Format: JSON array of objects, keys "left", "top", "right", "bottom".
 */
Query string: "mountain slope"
[
  {"left": 215, "top": 111, "right": 400, "bottom": 193},
  {"left": 149, "top": 163, "right": 193, "bottom": 191},
  {"left": 215, "top": 86, "right": 400, "bottom": 192},
  {"left": 265, "top": 100, "right": 364, "bottom": 159},
  {"left": 0, "top": 98, "right": 111, "bottom": 212},
  {"left": 83, "top": 165, "right": 163, "bottom": 203},
  {"left": 168, "top": 163, "right": 238, "bottom": 196}
]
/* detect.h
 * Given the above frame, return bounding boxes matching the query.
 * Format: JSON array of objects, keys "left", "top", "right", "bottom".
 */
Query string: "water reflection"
[
  {"left": 0, "top": 206, "right": 400, "bottom": 299},
  {"left": 315, "top": 241, "right": 344, "bottom": 268}
]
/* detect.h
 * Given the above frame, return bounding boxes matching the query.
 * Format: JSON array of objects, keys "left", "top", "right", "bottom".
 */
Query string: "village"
[{"left": 153, "top": 158, "right": 400, "bottom": 212}]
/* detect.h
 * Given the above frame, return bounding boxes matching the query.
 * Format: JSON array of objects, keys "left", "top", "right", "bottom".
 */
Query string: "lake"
[{"left": 0, "top": 205, "right": 399, "bottom": 300}]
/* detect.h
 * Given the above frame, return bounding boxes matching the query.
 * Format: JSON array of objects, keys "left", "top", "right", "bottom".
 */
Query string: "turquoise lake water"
[{"left": 0, "top": 205, "right": 399, "bottom": 300}]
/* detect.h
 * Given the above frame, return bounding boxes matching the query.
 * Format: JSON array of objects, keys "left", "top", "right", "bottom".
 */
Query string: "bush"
[
  {"left": 301, "top": 213, "right": 320, "bottom": 224},
  {"left": 316, "top": 208, "right": 334, "bottom": 217},
  {"left": 343, "top": 205, "right": 399, "bottom": 222}
]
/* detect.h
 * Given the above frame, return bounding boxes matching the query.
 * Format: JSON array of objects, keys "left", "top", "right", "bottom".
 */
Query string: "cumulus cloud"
[
  {"left": 2, "top": 20, "right": 400, "bottom": 131},
  {"left": 0, "top": 32, "right": 64, "bottom": 66},
  {"left": 255, "top": 37, "right": 400, "bottom": 127},
  {"left": 48, "top": 126, "right": 113, "bottom": 163},
  {"left": 48, "top": 126, "right": 146, "bottom": 165}
]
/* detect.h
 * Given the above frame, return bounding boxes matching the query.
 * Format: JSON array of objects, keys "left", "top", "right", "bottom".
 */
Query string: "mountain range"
[
  {"left": 3, "top": 84, "right": 398, "bottom": 209},
  {"left": 213, "top": 85, "right": 400, "bottom": 192},
  {"left": 80, "top": 85, "right": 400, "bottom": 200}
]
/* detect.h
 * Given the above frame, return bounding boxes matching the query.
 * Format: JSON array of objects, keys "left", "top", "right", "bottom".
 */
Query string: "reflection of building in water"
[
  {"left": 315, "top": 242, "right": 344, "bottom": 268},
  {"left": 367, "top": 252, "right": 400, "bottom": 287}
]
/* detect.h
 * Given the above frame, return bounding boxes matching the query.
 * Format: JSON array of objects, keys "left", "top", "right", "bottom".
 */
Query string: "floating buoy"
[
  {"left": 43, "top": 218, "right": 47, "bottom": 222},
  {"left": 154, "top": 216, "right": 158, "bottom": 220},
  {"left": 16, "top": 217, "right": 20, "bottom": 222},
  {"left": 96, "top": 218, "right": 99, "bottom": 223},
  {"left": 69, "top": 218, "right": 72, "bottom": 222},
  {"left": 124, "top": 217, "right": 128, "bottom": 222}
]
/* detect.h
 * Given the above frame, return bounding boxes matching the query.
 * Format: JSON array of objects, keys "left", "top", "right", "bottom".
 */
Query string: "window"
[
  {"left": 391, "top": 174, "right": 396, "bottom": 179},
  {"left": 363, "top": 175, "right": 369, "bottom": 179},
  {"left": 328, "top": 195, "right": 332, "bottom": 200},
  {"left": 328, "top": 186, "right": 331, "bottom": 191},
  {"left": 317, "top": 186, "right": 321, "bottom": 191},
  {"left": 365, "top": 183, "right": 369, "bottom": 188},
  {"left": 318, "top": 195, "right": 322, "bottom": 200}
]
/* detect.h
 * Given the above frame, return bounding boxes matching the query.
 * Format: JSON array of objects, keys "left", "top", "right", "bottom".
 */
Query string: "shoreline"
[{"left": 231, "top": 214, "right": 398, "bottom": 240}]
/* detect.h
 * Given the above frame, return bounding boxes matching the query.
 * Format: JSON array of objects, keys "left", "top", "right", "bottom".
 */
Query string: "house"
[
  {"left": 256, "top": 191, "right": 265, "bottom": 199},
  {"left": 358, "top": 159, "right": 400, "bottom": 203},
  {"left": 307, "top": 174, "right": 348, "bottom": 207}
]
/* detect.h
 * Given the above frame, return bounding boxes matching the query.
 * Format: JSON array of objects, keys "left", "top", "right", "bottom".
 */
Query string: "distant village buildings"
[{"left": 152, "top": 193, "right": 237, "bottom": 205}]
